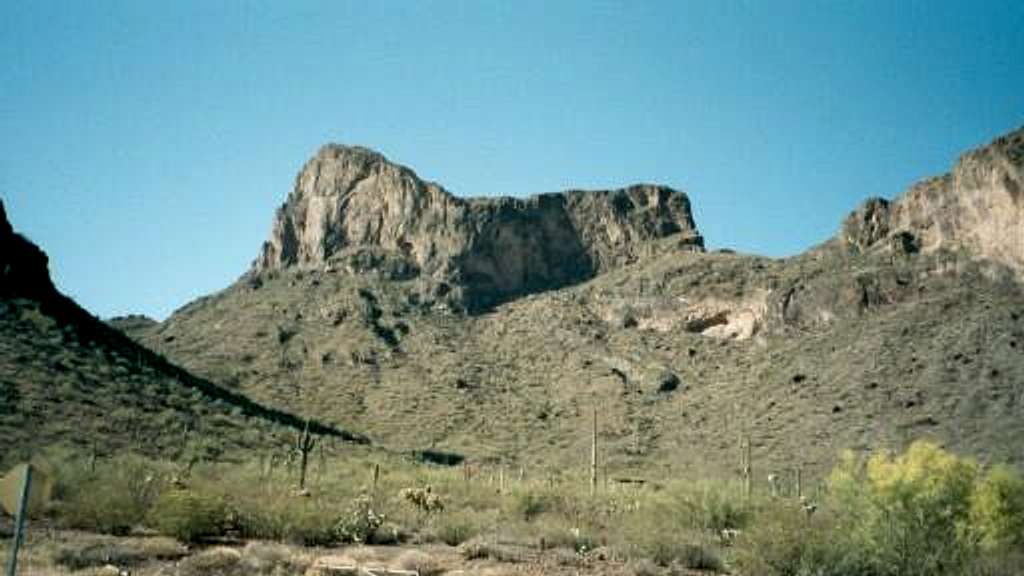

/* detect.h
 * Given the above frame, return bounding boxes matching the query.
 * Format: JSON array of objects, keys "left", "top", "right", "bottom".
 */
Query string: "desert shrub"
[
  {"left": 971, "top": 464, "right": 1024, "bottom": 553},
  {"left": 966, "top": 550, "right": 1024, "bottom": 576},
  {"left": 284, "top": 505, "right": 341, "bottom": 547},
  {"left": 224, "top": 485, "right": 339, "bottom": 546},
  {"left": 399, "top": 486, "right": 445, "bottom": 513},
  {"left": 458, "top": 537, "right": 528, "bottom": 563},
  {"left": 334, "top": 494, "right": 386, "bottom": 544},
  {"left": 52, "top": 543, "right": 147, "bottom": 570},
  {"left": 429, "top": 509, "right": 480, "bottom": 546},
  {"left": 394, "top": 550, "right": 444, "bottom": 576},
  {"left": 627, "top": 557, "right": 661, "bottom": 576},
  {"left": 59, "top": 484, "right": 144, "bottom": 536},
  {"left": 459, "top": 536, "right": 491, "bottom": 560},
  {"left": 731, "top": 502, "right": 855, "bottom": 576},
  {"left": 828, "top": 441, "right": 980, "bottom": 576},
  {"left": 508, "top": 488, "right": 554, "bottom": 521},
  {"left": 686, "top": 482, "right": 751, "bottom": 532},
  {"left": 644, "top": 539, "right": 721, "bottom": 571},
  {"left": 52, "top": 535, "right": 188, "bottom": 570},
  {"left": 367, "top": 521, "right": 405, "bottom": 545},
  {"left": 57, "top": 455, "right": 169, "bottom": 535},
  {"left": 238, "top": 541, "right": 312, "bottom": 575},
  {"left": 525, "top": 515, "right": 597, "bottom": 554},
  {"left": 147, "top": 489, "right": 228, "bottom": 543},
  {"left": 176, "top": 547, "right": 242, "bottom": 576},
  {"left": 614, "top": 502, "right": 722, "bottom": 569},
  {"left": 231, "top": 495, "right": 294, "bottom": 541},
  {"left": 735, "top": 441, "right": 1024, "bottom": 576}
]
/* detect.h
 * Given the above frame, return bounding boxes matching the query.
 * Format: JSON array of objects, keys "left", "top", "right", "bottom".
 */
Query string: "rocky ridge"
[
  {"left": 253, "top": 144, "right": 704, "bottom": 310},
  {"left": 841, "top": 126, "right": 1024, "bottom": 274},
  {"left": 129, "top": 126, "right": 1024, "bottom": 479},
  {"left": 0, "top": 200, "right": 363, "bottom": 458}
]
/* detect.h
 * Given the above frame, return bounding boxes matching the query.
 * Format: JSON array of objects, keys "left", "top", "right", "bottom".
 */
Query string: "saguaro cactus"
[{"left": 295, "top": 419, "right": 318, "bottom": 491}]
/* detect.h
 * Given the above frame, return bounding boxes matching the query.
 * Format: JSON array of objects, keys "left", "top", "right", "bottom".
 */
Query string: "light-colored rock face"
[
  {"left": 591, "top": 290, "right": 770, "bottom": 340},
  {"left": 255, "top": 145, "right": 471, "bottom": 272},
  {"left": 842, "top": 127, "right": 1024, "bottom": 276},
  {"left": 254, "top": 144, "right": 704, "bottom": 309}
]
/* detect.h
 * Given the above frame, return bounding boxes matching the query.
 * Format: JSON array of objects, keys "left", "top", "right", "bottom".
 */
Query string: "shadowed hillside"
[{"left": 0, "top": 201, "right": 366, "bottom": 463}]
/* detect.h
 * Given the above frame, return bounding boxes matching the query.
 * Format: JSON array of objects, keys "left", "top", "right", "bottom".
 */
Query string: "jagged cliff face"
[
  {"left": 841, "top": 127, "right": 1024, "bottom": 276},
  {"left": 253, "top": 145, "right": 703, "bottom": 309}
]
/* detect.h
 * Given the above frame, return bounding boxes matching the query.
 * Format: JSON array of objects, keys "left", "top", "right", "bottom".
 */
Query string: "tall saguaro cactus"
[{"left": 296, "top": 419, "right": 318, "bottom": 491}]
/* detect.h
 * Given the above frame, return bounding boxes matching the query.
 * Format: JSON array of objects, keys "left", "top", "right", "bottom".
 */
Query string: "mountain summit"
[{"left": 253, "top": 144, "right": 704, "bottom": 310}]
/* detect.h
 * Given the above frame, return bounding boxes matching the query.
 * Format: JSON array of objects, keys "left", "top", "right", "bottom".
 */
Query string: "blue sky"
[{"left": 1, "top": 1, "right": 1022, "bottom": 320}]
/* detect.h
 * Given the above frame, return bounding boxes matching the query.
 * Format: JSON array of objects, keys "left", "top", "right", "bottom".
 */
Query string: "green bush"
[
  {"left": 612, "top": 491, "right": 724, "bottom": 570},
  {"left": 735, "top": 441, "right": 1024, "bottom": 576},
  {"left": 732, "top": 502, "right": 858, "bottom": 576},
  {"left": 284, "top": 505, "right": 341, "bottom": 547},
  {"left": 147, "top": 489, "right": 228, "bottom": 543},
  {"left": 509, "top": 488, "right": 554, "bottom": 521},
  {"left": 430, "top": 509, "right": 479, "bottom": 546},
  {"left": 971, "top": 464, "right": 1024, "bottom": 553},
  {"left": 53, "top": 542, "right": 149, "bottom": 571},
  {"left": 57, "top": 455, "right": 168, "bottom": 535},
  {"left": 230, "top": 493, "right": 339, "bottom": 546},
  {"left": 696, "top": 484, "right": 751, "bottom": 532},
  {"left": 175, "top": 547, "right": 242, "bottom": 576},
  {"left": 828, "top": 441, "right": 979, "bottom": 576}
]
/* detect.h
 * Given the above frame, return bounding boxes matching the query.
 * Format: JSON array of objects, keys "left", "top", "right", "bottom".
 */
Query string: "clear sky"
[{"left": 1, "top": 1, "right": 1022, "bottom": 321}]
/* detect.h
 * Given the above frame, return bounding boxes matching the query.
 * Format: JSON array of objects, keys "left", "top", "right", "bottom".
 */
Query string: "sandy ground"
[{"left": 0, "top": 527, "right": 714, "bottom": 576}]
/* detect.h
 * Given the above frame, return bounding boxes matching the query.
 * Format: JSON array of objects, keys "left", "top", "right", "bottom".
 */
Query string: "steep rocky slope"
[
  {"left": 0, "top": 201, "right": 363, "bottom": 463},
  {"left": 131, "top": 127, "right": 1024, "bottom": 483}
]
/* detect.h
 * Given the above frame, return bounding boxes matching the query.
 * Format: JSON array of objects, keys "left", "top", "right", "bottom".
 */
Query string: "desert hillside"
[
  {"left": 125, "top": 127, "right": 1024, "bottom": 481},
  {"left": 0, "top": 201, "right": 363, "bottom": 464}
]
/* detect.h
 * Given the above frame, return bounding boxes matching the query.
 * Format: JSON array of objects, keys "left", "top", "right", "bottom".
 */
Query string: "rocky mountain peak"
[
  {"left": 252, "top": 146, "right": 703, "bottom": 310},
  {"left": 0, "top": 200, "right": 12, "bottom": 238},
  {"left": 0, "top": 200, "right": 55, "bottom": 298},
  {"left": 841, "top": 126, "right": 1024, "bottom": 276}
]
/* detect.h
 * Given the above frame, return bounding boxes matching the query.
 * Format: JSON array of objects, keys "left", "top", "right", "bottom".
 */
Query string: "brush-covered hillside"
[
  {"left": 0, "top": 201, "right": 364, "bottom": 465},
  {"left": 124, "top": 127, "right": 1024, "bottom": 481}
]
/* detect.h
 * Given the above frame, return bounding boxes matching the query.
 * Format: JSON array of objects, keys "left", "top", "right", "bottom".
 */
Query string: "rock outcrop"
[
  {"left": 253, "top": 145, "right": 704, "bottom": 309},
  {"left": 841, "top": 127, "right": 1024, "bottom": 275},
  {"left": 0, "top": 200, "right": 56, "bottom": 298}
]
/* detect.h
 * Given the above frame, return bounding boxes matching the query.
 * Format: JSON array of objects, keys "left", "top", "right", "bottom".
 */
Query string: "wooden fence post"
[{"left": 5, "top": 464, "right": 33, "bottom": 576}]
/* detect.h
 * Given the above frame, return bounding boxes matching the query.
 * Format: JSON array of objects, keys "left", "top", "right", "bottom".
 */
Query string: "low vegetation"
[
  {"left": 734, "top": 441, "right": 1024, "bottom": 576},
  {"left": 3, "top": 441, "right": 1017, "bottom": 575}
]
